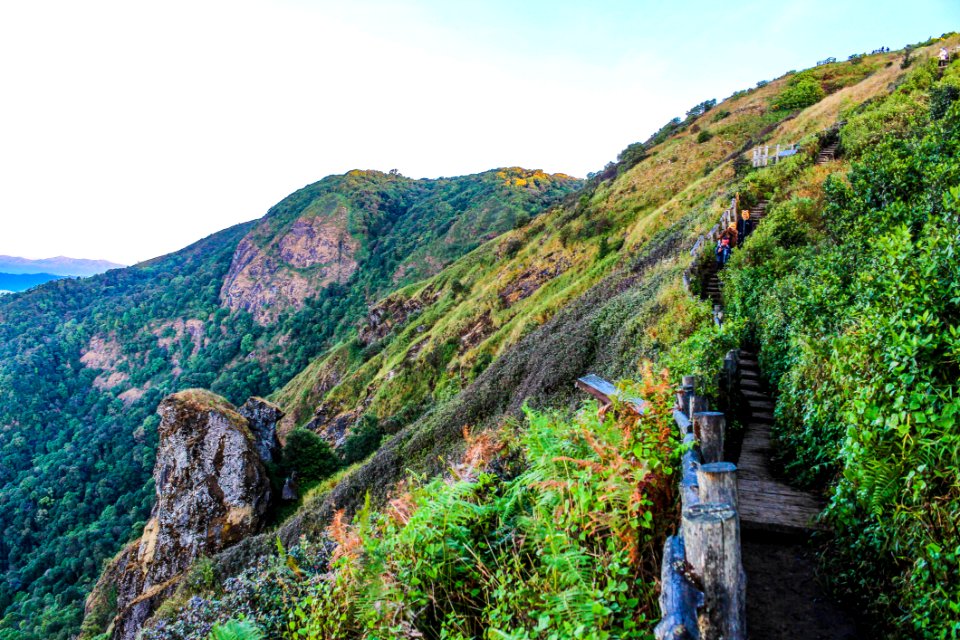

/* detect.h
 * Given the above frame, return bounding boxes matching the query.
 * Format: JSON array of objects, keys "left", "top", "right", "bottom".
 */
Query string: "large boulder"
[{"left": 88, "top": 389, "right": 272, "bottom": 640}]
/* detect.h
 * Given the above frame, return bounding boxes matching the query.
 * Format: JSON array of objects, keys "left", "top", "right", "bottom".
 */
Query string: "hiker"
[
  {"left": 736, "top": 210, "right": 753, "bottom": 247},
  {"left": 719, "top": 222, "right": 738, "bottom": 248},
  {"left": 716, "top": 236, "right": 732, "bottom": 267},
  {"left": 939, "top": 47, "right": 949, "bottom": 68}
]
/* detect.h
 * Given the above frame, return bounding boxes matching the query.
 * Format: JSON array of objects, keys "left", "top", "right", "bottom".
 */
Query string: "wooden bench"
[{"left": 575, "top": 374, "right": 645, "bottom": 414}]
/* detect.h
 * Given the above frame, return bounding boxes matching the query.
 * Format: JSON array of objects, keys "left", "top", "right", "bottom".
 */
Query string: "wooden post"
[
  {"left": 681, "top": 375, "right": 697, "bottom": 417},
  {"left": 693, "top": 411, "right": 725, "bottom": 463},
  {"left": 654, "top": 535, "right": 703, "bottom": 640},
  {"left": 698, "top": 462, "right": 738, "bottom": 510},
  {"left": 688, "top": 395, "right": 708, "bottom": 423},
  {"left": 680, "top": 435, "right": 702, "bottom": 510},
  {"left": 683, "top": 503, "right": 746, "bottom": 640},
  {"left": 721, "top": 351, "right": 735, "bottom": 408}
]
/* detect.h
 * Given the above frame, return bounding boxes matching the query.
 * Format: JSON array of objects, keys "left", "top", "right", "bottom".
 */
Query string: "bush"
[
  {"left": 339, "top": 416, "right": 384, "bottom": 465},
  {"left": 772, "top": 72, "right": 826, "bottom": 111},
  {"left": 696, "top": 129, "right": 714, "bottom": 144},
  {"left": 930, "top": 84, "right": 960, "bottom": 120},
  {"left": 282, "top": 429, "right": 340, "bottom": 482}
]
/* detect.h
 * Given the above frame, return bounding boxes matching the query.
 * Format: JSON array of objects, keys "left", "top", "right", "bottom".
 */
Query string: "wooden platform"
[{"left": 735, "top": 353, "right": 825, "bottom": 534}]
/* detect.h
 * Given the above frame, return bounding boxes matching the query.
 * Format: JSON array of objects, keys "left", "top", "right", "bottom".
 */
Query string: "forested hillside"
[
  {"left": 70, "top": 35, "right": 960, "bottom": 640},
  {"left": 0, "top": 168, "right": 578, "bottom": 639}
]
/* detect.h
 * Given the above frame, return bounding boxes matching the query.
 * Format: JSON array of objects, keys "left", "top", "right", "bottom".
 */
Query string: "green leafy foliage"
[
  {"left": 772, "top": 72, "right": 826, "bottom": 111},
  {"left": 721, "top": 65, "right": 960, "bottom": 637},
  {"left": 207, "top": 619, "right": 264, "bottom": 640},
  {"left": 283, "top": 429, "right": 341, "bottom": 482},
  {"left": 146, "top": 370, "right": 679, "bottom": 639}
]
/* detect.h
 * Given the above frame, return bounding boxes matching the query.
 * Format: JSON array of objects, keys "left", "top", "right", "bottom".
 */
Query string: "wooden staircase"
[
  {"left": 735, "top": 350, "right": 825, "bottom": 534},
  {"left": 704, "top": 261, "right": 722, "bottom": 308},
  {"left": 816, "top": 141, "right": 839, "bottom": 165},
  {"left": 696, "top": 196, "right": 823, "bottom": 533}
]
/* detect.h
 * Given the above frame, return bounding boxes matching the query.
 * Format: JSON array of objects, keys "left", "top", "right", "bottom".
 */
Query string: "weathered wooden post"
[
  {"left": 722, "top": 350, "right": 738, "bottom": 408},
  {"left": 681, "top": 375, "right": 697, "bottom": 428},
  {"left": 683, "top": 503, "right": 746, "bottom": 640},
  {"left": 693, "top": 411, "right": 725, "bottom": 463},
  {"left": 688, "top": 395, "right": 708, "bottom": 424},
  {"left": 698, "top": 462, "right": 738, "bottom": 510}
]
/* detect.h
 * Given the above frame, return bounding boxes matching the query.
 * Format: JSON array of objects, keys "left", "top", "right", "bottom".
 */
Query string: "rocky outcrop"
[
  {"left": 219, "top": 206, "right": 359, "bottom": 324},
  {"left": 498, "top": 253, "right": 571, "bottom": 307},
  {"left": 239, "top": 396, "right": 283, "bottom": 464},
  {"left": 87, "top": 389, "right": 273, "bottom": 640},
  {"left": 357, "top": 284, "right": 443, "bottom": 345}
]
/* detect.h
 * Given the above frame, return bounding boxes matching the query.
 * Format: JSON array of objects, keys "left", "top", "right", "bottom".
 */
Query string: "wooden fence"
[
  {"left": 751, "top": 143, "right": 798, "bottom": 167},
  {"left": 655, "top": 360, "right": 746, "bottom": 640}
]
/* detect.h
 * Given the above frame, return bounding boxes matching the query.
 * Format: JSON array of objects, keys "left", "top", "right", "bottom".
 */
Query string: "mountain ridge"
[{"left": 0, "top": 255, "right": 125, "bottom": 276}]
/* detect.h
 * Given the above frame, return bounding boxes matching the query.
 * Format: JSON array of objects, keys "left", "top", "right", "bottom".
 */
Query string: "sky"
[{"left": 0, "top": 0, "right": 956, "bottom": 265}]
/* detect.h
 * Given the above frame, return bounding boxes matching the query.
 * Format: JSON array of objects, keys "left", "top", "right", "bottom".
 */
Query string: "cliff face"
[
  {"left": 89, "top": 390, "right": 280, "bottom": 640},
  {"left": 220, "top": 206, "right": 359, "bottom": 324}
]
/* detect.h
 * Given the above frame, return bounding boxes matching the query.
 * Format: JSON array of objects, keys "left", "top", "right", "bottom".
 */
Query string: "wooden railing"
[
  {"left": 751, "top": 143, "right": 798, "bottom": 167},
  {"left": 682, "top": 197, "right": 738, "bottom": 293},
  {"left": 655, "top": 363, "right": 746, "bottom": 640}
]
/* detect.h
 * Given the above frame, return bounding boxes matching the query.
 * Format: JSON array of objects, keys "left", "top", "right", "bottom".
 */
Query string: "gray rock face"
[
  {"left": 239, "top": 396, "right": 284, "bottom": 464},
  {"left": 90, "top": 389, "right": 272, "bottom": 640}
]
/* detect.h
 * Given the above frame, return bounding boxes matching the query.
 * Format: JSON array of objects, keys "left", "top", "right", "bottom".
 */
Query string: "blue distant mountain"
[
  {"left": 0, "top": 272, "right": 67, "bottom": 292},
  {"left": 0, "top": 255, "right": 124, "bottom": 276}
]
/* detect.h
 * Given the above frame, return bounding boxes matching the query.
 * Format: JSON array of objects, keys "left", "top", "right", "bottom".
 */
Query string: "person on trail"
[
  {"left": 716, "top": 236, "right": 732, "bottom": 267},
  {"left": 737, "top": 210, "right": 753, "bottom": 247},
  {"left": 940, "top": 47, "right": 950, "bottom": 67},
  {"left": 719, "top": 222, "right": 738, "bottom": 249}
]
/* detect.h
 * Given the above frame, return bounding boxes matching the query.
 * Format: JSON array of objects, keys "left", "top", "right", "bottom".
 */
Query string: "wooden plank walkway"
[{"left": 735, "top": 352, "right": 825, "bottom": 534}]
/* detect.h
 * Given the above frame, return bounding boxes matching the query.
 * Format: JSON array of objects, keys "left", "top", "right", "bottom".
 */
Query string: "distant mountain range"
[{"left": 0, "top": 255, "right": 125, "bottom": 276}]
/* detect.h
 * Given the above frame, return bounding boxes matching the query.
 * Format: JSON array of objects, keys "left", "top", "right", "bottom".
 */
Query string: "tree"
[{"left": 686, "top": 99, "right": 717, "bottom": 118}]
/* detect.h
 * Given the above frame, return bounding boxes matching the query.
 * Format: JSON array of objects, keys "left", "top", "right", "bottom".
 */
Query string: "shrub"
[
  {"left": 339, "top": 416, "right": 384, "bottom": 465},
  {"left": 721, "top": 81, "right": 960, "bottom": 635},
  {"left": 772, "top": 72, "right": 826, "bottom": 111},
  {"left": 696, "top": 130, "right": 714, "bottom": 144},
  {"left": 930, "top": 84, "right": 960, "bottom": 120},
  {"left": 282, "top": 429, "right": 340, "bottom": 482}
]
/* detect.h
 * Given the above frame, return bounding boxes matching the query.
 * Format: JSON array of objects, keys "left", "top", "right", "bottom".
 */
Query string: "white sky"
[{"left": 0, "top": 0, "right": 955, "bottom": 265}]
